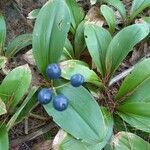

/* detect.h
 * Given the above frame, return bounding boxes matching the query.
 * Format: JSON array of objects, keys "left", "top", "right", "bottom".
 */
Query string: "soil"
[{"left": 0, "top": 0, "right": 150, "bottom": 149}]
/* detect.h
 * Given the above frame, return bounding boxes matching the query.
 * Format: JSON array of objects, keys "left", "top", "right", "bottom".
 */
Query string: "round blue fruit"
[
  {"left": 70, "top": 73, "right": 85, "bottom": 87},
  {"left": 38, "top": 88, "right": 52, "bottom": 104},
  {"left": 53, "top": 94, "right": 68, "bottom": 111},
  {"left": 46, "top": 64, "right": 61, "bottom": 79}
]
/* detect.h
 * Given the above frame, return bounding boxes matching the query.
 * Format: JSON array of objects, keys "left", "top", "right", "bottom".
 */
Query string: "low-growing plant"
[
  {"left": 31, "top": 0, "right": 150, "bottom": 149},
  {"left": 0, "top": 0, "right": 150, "bottom": 149},
  {"left": 0, "top": 13, "right": 32, "bottom": 72}
]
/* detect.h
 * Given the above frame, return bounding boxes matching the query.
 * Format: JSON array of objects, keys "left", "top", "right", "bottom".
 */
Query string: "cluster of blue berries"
[{"left": 37, "top": 63, "right": 85, "bottom": 111}]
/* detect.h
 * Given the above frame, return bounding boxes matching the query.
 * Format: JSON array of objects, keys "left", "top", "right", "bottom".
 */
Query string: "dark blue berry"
[
  {"left": 38, "top": 88, "right": 52, "bottom": 104},
  {"left": 46, "top": 64, "right": 61, "bottom": 79},
  {"left": 53, "top": 94, "right": 68, "bottom": 111},
  {"left": 70, "top": 73, "right": 85, "bottom": 87}
]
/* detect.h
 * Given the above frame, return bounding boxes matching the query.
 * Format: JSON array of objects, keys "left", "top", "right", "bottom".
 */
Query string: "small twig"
[
  {"left": 24, "top": 118, "right": 28, "bottom": 135},
  {"left": 109, "top": 66, "right": 134, "bottom": 86},
  {"left": 10, "top": 123, "right": 57, "bottom": 148},
  {"left": 30, "top": 113, "right": 48, "bottom": 121}
]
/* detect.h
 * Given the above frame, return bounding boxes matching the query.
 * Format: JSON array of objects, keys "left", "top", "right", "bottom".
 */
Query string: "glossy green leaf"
[
  {"left": 33, "top": 0, "right": 70, "bottom": 75},
  {"left": 0, "top": 124, "right": 9, "bottom": 150},
  {"left": 116, "top": 58, "right": 150, "bottom": 133},
  {"left": 5, "top": 34, "right": 32, "bottom": 58},
  {"left": 0, "top": 65, "right": 31, "bottom": 112},
  {"left": 59, "top": 107, "right": 113, "bottom": 150},
  {"left": 74, "top": 21, "right": 86, "bottom": 58},
  {"left": 105, "top": 24, "right": 149, "bottom": 78},
  {"left": 108, "top": 132, "right": 150, "bottom": 150},
  {"left": 130, "top": 0, "right": 150, "bottom": 21},
  {"left": 7, "top": 86, "right": 38, "bottom": 130},
  {"left": 0, "top": 98, "right": 7, "bottom": 116},
  {"left": 27, "top": 8, "right": 40, "bottom": 19},
  {"left": 117, "top": 111, "right": 150, "bottom": 133},
  {"left": 84, "top": 23, "right": 112, "bottom": 76},
  {"left": 65, "top": 0, "right": 85, "bottom": 30},
  {"left": 60, "top": 60, "right": 102, "bottom": 87},
  {"left": 102, "top": 0, "right": 126, "bottom": 20},
  {"left": 0, "top": 14, "right": 6, "bottom": 55},
  {"left": 100, "top": 5, "right": 116, "bottom": 34},
  {"left": 116, "top": 58, "right": 150, "bottom": 100},
  {"left": 44, "top": 85, "right": 106, "bottom": 144}
]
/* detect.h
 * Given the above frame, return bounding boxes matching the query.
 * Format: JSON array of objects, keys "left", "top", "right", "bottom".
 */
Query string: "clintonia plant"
[
  {"left": 0, "top": 0, "right": 149, "bottom": 149},
  {"left": 31, "top": 0, "right": 150, "bottom": 149}
]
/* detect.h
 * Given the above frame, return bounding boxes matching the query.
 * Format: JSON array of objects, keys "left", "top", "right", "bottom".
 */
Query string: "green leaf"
[
  {"left": 0, "top": 14, "right": 6, "bottom": 55},
  {"left": 130, "top": 0, "right": 150, "bottom": 21},
  {"left": 44, "top": 85, "right": 106, "bottom": 144},
  {"left": 65, "top": 0, "right": 85, "bottom": 30},
  {"left": 0, "top": 124, "right": 9, "bottom": 150},
  {"left": 116, "top": 58, "right": 150, "bottom": 100},
  {"left": 105, "top": 24, "right": 149, "bottom": 78},
  {"left": 0, "top": 98, "right": 7, "bottom": 116},
  {"left": 59, "top": 107, "right": 113, "bottom": 150},
  {"left": 142, "top": 16, "right": 150, "bottom": 27},
  {"left": 5, "top": 34, "right": 32, "bottom": 58},
  {"left": 62, "top": 38, "right": 74, "bottom": 60},
  {"left": 32, "top": 0, "right": 70, "bottom": 75},
  {"left": 60, "top": 60, "right": 102, "bottom": 87},
  {"left": 102, "top": 0, "right": 126, "bottom": 20},
  {"left": 116, "top": 58, "right": 150, "bottom": 133},
  {"left": 27, "top": 8, "right": 40, "bottom": 19},
  {"left": 60, "top": 134, "right": 89, "bottom": 150},
  {"left": 0, "top": 65, "right": 31, "bottom": 112},
  {"left": 84, "top": 23, "right": 112, "bottom": 77},
  {"left": 7, "top": 86, "right": 38, "bottom": 130},
  {"left": 108, "top": 132, "right": 150, "bottom": 150},
  {"left": 74, "top": 21, "right": 86, "bottom": 58},
  {"left": 100, "top": 5, "right": 116, "bottom": 34}
]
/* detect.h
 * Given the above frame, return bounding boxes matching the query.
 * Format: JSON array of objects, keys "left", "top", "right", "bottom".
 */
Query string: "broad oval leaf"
[
  {"left": 7, "top": 86, "right": 38, "bottom": 130},
  {"left": 0, "top": 98, "right": 7, "bottom": 116},
  {"left": 116, "top": 58, "right": 150, "bottom": 100},
  {"left": 32, "top": 0, "right": 70, "bottom": 75},
  {"left": 130, "top": 0, "right": 150, "bottom": 21},
  {"left": 0, "top": 14, "right": 6, "bottom": 55},
  {"left": 55, "top": 107, "right": 113, "bottom": 150},
  {"left": 0, "top": 65, "right": 31, "bottom": 112},
  {"left": 60, "top": 60, "right": 102, "bottom": 87},
  {"left": 44, "top": 85, "right": 106, "bottom": 144},
  {"left": 108, "top": 132, "right": 150, "bottom": 150},
  {"left": 65, "top": 0, "right": 85, "bottom": 30},
  {"left": 84, "top": 23, "right": 112, "bottom": 77},
  {"left": 105, "top": 24, "right": 149, "bottom": 78},
  {"left": 100, "top": 5, "right": 116, "bottom": 34},
  {"left": 116, "top": 58, "right": 150, "bottom": 133},
  {"left": 0, "top": 124, "right": 9, "bottom": 150},
  {"left": 5, "top": 34, "right": 32, "bottom": 58},
  {"left": 102, "top": 0, "right": 126, "bottom": 20}
]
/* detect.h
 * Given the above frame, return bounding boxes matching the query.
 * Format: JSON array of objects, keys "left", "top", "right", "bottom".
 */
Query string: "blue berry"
[
  {"left": 38, "top": 88, "right": 52, "bottom": 104},
  {"left": 70, "top": 73, "right": 85, "bottom": 87},
  {"left": 53, "top": 94, "right": 68, "bottom": 111},
  {"left": 46, "top": 64, "right": 61, "bottom": 79}
]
